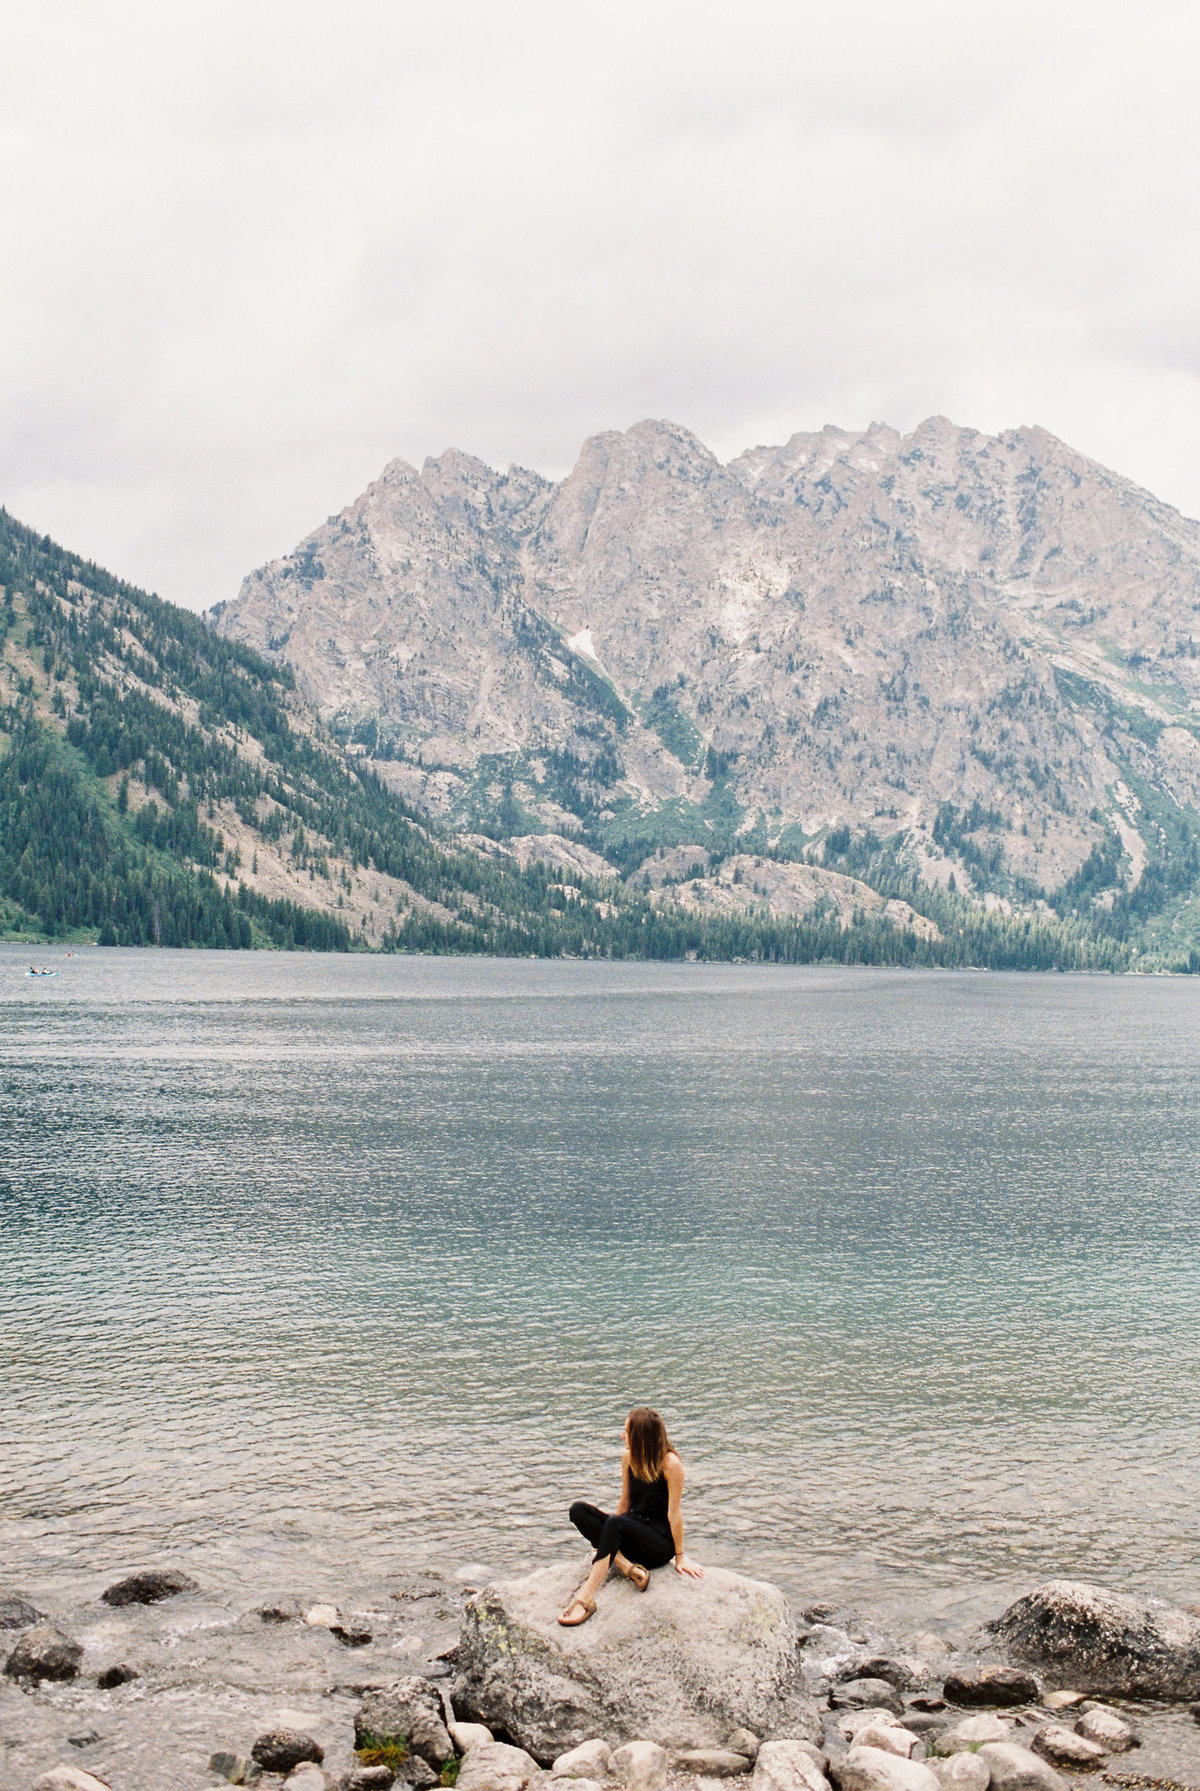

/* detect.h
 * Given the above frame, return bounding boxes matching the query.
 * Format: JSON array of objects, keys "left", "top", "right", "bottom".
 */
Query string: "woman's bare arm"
[
  {"left": 665, "top": 1453, "right": 703, "bottom": 1577},
  {"left": 615, "top": 1451, "right": 632, "bottom": 1517}
]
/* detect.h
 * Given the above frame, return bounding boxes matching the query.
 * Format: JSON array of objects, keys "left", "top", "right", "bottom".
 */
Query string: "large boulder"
[
  {"left": 452, "top": 1563, "right": 818, "bottom": 1763},
  {"left": 990, "top": 1579, "right": 1200, "bottom": 1699}
]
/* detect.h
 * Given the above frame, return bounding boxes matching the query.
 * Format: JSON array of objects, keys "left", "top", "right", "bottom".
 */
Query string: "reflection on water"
[{"left": 2, "top": 947, "right": 1199, "bottom": 1630}]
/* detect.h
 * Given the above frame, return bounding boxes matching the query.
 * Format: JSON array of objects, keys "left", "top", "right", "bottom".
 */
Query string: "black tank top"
[{"left": 629, "top": 1467, "right": 670, "bottom": 1532}]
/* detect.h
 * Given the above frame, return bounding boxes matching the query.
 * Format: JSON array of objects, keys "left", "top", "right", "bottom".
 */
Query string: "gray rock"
[
  {"left": 856, "top": 1661, "right": 917, "bottom": 1692},
  {"left": 452, "top": 1564, "right": 819, "bottom": 1762},
  {"left": 96, "top": 1661, "right": 138, "bottom": 1689},
  {"left": 976, "top": 1742, "right": 1067, "bottom": 1791},
  {"left": 895, "top": 1716, "right": 942, "bottom": 1737},
  {"left": 1038, "top": 1692, "right": 1083, "bottom": 1711},
  {"left": 100, "top": 1568, "right": 198, "bottom": 1606},
  {"left": 848, "top": 1726, "right": 918, "bottom": 1761},
  {"left": 393, "top": 1757, "right": 438, "bottom": 1790},
  {"left": 209, "top": 1754, "right": 264, "bottom": 1785},
  {"left": 1030, "top": 1725, "right": 1105, "bottom": 1768},
  {"left": 553, "top": 1740, "right": 613, "bottom": 1778},
  {"left": 32, "top": 1770, "right": 112, "bottom": 1791},
  {"left": 259, "top": 1600, "right": 304, "bottom": 1623},
  {"left": 611, "top": 1741, "right": 670, "bottom": 1791},
  {"left": 251, "top": 1728, "right": 325, "bottom": 1773},
  {"left": 354, "top": 1678, "right": 454, "bottom": 1765},
  {"left": 909, "top": 1637, "right": 950, "bottom": 1662},
  {"left": 932, "top": 1714, "right": 1009, "bottom": 1755},
  {"left": 837, "top": 1712, "right": 907, "bottom": 1742},
  {"left": 332, "top": 1621, "right": 374, "bottom": 1648},
  {"left": 989, "top": 1578, "right": 1200, "bottom": 1700},
  {"left": 284, "top": 1768, "right": 331, "bottom": 1791},
  {"left": 450, "top": 1721, "right": 493, "bottom": 1755},
  {"left": 831, "top": 1748, "right": 940, "bottom": 1791},
  {"left": 751, "top": 1739, "right": 831, "bottom": 1791},
  {"left": 727, "top": 1729, "right": 762, "bottom": 1761},
  {"left": 675, "top": 1749, "right": 753, "bottom": 1775},
  {"left": 0, "top": 1592, "right": 44, "bottom": 1628},
  {"left": 455, "top": 1740, "right": 542, "bottom": 1791},
  {"left": 926, "top": 1757, "right": 987, "bottom": 1791},
  {"left": 1074, "top": 1704, "right": 1138, "bottom": 1751},
  {"left": 941, "top": 1667, "right": 1038, "bottom": 1708},
  {"left": 341, "top": 1771, "right": 396, "bottom": 1791},
  {"left": 905, "top": 1699, "right": 944, "bottom": 1715},
  {"left": 829, "top": 1683, "right": 904, "bottom": 1717},
  {"left": 3, "top": 1621, "right": 83, "bottom": 1682}
]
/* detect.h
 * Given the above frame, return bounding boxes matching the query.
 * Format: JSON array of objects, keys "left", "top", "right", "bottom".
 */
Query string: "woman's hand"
[{"left": 674, "top": 1555, "right": 704, "bottom": 1578}]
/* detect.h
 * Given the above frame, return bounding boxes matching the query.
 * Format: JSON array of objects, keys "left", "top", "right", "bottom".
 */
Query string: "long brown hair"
[{"left": 626, "top": 1406, "right": 673, "bottom": 1482}]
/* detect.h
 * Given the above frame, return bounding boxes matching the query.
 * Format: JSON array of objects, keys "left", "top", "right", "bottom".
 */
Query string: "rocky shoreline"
[{"left": 2, "top": 1569, "right": 1199, "bottom": 1791}]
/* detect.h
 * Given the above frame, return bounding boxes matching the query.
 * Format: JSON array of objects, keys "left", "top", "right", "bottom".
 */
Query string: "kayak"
[{"left": 26, "top": 969, "right": 57, "bottom": 977}]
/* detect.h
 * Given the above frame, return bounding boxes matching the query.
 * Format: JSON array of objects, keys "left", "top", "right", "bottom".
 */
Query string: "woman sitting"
[{"left": 559, "top": 1405, "right": 703, "bottom": 1626}]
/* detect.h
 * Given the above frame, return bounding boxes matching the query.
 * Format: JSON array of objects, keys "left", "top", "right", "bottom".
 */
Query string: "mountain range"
[{"left": 211, "top": 414, "right": 1200, "bottom": 960}]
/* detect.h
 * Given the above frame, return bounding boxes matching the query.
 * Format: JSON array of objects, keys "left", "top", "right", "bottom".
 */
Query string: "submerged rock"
[
  {"left": 0, "top": 1592, "right": 44, "bottom": 1628},
  {"left": 95, "top": 1661, "right": 139, "bottom": 1688},
  {"left": 990, "top": 1579, "right": 1200, "bottom": 1700},
  {"left": 452, "top": 1563, "right": 818, "bottom": 1762},
  {"left": 3, "top": 1622, "right": 83, "bottom": 1683},
  {"left": 828, "top": 1681, "right": 904, "bottom": 1716},
  {"left": 100, "top": 1568, "right": 198, "bottom": 1606}
]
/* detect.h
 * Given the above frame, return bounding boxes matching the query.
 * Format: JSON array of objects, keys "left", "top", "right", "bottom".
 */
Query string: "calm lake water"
[{"left": 2, "top": 948, "right": 1199, "bottom": 1635}]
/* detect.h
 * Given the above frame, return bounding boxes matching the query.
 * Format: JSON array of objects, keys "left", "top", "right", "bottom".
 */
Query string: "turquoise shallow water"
[{"left": 2, "top": 947, "right": 1199, "bottom": 1633}]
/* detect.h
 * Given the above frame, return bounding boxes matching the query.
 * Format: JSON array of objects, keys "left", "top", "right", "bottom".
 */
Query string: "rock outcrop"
[
  {"left": 451, "top": 1564, "right": 818, "bottom": 1762},
  {"left": 990, "top": 1578, "right": 1200, "bottom": 1699}
]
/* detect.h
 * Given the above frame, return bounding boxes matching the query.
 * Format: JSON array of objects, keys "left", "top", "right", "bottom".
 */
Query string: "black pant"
[{"left": 569, "top": 1500, "right": 675, "bottom": 1570}]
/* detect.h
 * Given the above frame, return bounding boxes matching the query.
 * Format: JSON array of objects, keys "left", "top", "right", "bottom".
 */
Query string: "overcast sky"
[{"left": 3, "top": 0, "right": 1199, "bottom": 610}]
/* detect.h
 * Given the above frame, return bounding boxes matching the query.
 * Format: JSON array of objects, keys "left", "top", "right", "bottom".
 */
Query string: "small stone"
[
  {"left": 553, "top": 1740, "right": 613, "bottom": 1778},
  {"left": 858, "top": 1660, "right": 916, "bottom": 1691},
  {"left": 342, "top": 1770, "right": 396, "bottom": 1791},
  {"left": 100, "top": 1568, "right": 198, "bottom": 1606},
  {"left": 68, "top": 1730, "right": 103, "bottom": 1748},
  {"left": 905, "top": 1698, "right": 945, "bottom": 1714},
  {"left": 942, "top": 1667, "right": 1039, "bottom": 1708},
  {"left": 259, "top": 1601, "right": 303, "bottom": 1623},
  {"left": 851, "top": 1726, "right": 918, "bottom": 1760},
  {"left": 305, "top": 1603, "right": 341, "bottom": 1627},
  {"left": 209, "top": 1755, "right": 263, "bottom": 1785},
  {"left": 840, "top": 1711, "right": 907, "bottom": 1741},
  {"left": 455, "top": 1740, "right": 542, "bottom": 1791},
  {"left": 804, "top": 1604, "right": 837, "bottom": 1623},
  {"left": 751, "top": 1738, "right": 832, "bottom": 1791},
  {"left": 727, "top": 1730, "right": 762, "bottom": 1761},
  {"left": 927, "top": 1757, "right": 988, "bottom": 1791},
  {"left": 896, "top": 1716, "right": 942, "bottom": 1737},
  {"left": 251, "top": 1727, "right": 325, "bottom": 1773},
  {"left": 355, "top": 1678, "right": 454, "bottom": 1765},
  {"left": 32, "top": 1770, "right": 112, "bottom": 1791},
  {"left": 1031, "top": 1726, "right": 1104, "bottom": 1768},
  {"left": 1039, "top": 1692, "right": 1082, "bottom": 1712},
  {"left": 332, "top": 1622, "right": 374, "bottom": 1647},
  {"left": 393, "top": 1758, "right": 437, "bottom": 1790},
  {"left": 675, "top": 1750, "right": 753, "bottom": 1775},
  {"left": 933, "top": 1714, "right": 1009, "bottom": 1754},
  {"left": 832, "top": 1747, "right": 940, "bottom": 1791},
  {"left": 830, "top": 1681, "right": 904, "bottom": 1716},
  {"left": 284, "top": 1767, "right": 330, "bottom": 1791},
  {"left": 1074, "top": 1705, "right": 1137, "bottom": 1752},
  {"left": 0, "top": 1592, "right": 44, "bottom": 1628},
  {"left": 3, "top": 1621, "right": 83, "bottom": 1682},
  {"left": 611, "top": 1740, "right": 671, "bottom": 1791},
  {"left": 96, "top": 1662, "right": 138, "bottom": 1688},
  {"left": 450, "top": 1722, "right": 494, "bottom": 1755},
  {"left": 976, "top": 1742, "right": 1066, "bottom": 1791}
]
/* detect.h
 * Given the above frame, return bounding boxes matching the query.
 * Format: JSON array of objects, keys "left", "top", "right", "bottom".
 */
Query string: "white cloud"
[{"left": 1, "top": 0, "right": 1199, "bottom": 607}]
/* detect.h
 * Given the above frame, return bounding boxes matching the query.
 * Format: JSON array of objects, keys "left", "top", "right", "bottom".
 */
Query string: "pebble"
[
  {"left": 611, "top": 1740, "right": 671, "bottom": 1791},
  {"left": 99, "top": 1568, "right": 198, "bottom": 1606},
  {"left": 553, "top": 1740, "right": 614, "bottom": 1778},
  {"left": 1031, "top": 1725, "right": 1105, "bottom": 1768},
  {"left": 942, "top": 1667, "right": 1039, "bottom": 1708},
  {"left": 251, "top": 1727, "right": 326, "bottom": 1773},
  {"left": 675, "top": 1749, "right": 754, "bottom": 1775},
  {"left": 3, "top": 1621, "right": 83, "bottom": 1682},
  {"left": 1076, "top": 1703, "right": 1138, "bottom": 1751}
]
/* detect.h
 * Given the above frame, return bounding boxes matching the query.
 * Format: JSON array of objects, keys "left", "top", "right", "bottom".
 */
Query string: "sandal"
[
  {"left": 558, "top": 1595, "right": 596, "bottom": 1626},
  {"left": 618, "top": 1562, "right": 650, "bottom": 1591}
]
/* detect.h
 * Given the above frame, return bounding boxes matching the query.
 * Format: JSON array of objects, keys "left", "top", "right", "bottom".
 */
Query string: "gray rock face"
[
  {"left": 990, "top": 1578, "right": 1200, "bottom": 1699},
  {"left": 452, "top": 1563, "right": 818, "bottom": 1762},
  {"left": 0, "top": 1592, "right": 44, "bottom": 1628},
  {"left": 354, "top": 1678, "right": 454, "bottom": 1765},
  {"left": 100, "top": 1568, "right": 199, "bottom": 1606},
  {"left": 214, "top": 416, "right": 1200, "bottom": 910},
  {"left": 3, "top": 1622, "right": 83, "bottom": 1683},
  {"left": 251, "top": 1728, "right": 325, "bottom": 1773}
]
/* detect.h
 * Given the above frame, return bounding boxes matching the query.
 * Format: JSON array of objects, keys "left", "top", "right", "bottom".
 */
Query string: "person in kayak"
[{"left": 559, "top": 1405, "right": 703, "bottom": 1626}]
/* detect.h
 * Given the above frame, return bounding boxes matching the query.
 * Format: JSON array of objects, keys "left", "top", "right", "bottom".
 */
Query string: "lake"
[{"left": 3, "top": 948, "right": 1199, "bottom": 1636}]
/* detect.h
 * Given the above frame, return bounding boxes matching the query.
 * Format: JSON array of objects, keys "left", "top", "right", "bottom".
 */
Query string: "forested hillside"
[{"left": 0, "top": 507, "right": 1177, "bottom": 968}]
